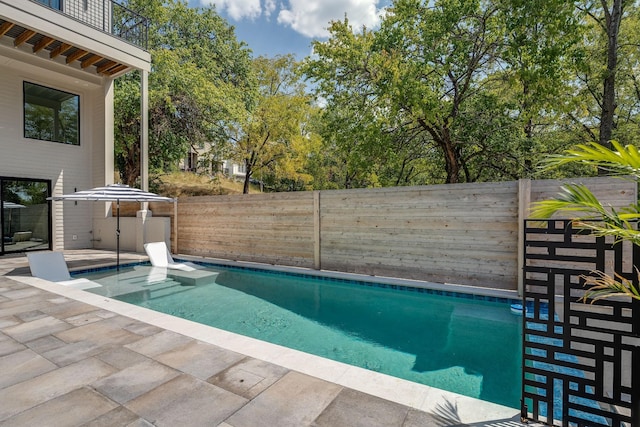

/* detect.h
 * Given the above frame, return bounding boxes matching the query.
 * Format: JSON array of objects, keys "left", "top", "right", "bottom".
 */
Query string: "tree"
[
  {"left": 303, "top": 24, "right": 389, "bottom": 188},
  {"left": 576, "top": 0, "right": 633, "bottom": 151},
  {"left": 226, "top": 55, "right": 312, "bottom": 194},
  {"left": 114, "top": 75, "right": 142, "bottom": 186},
  {"left": 114, "top": 0, "right": 255, "bottom": 186},
  {"left": 531, "top": 140, "right": 640, "bottom": 301},
  {"left": 497, "top": 0, "right": 580, "bottom": 175},
  {"left": 606, "top": 2, "right": 640, "bottom": 145},
  {"left": 305, "top": 0, "right": 510, "bottom": 184}
]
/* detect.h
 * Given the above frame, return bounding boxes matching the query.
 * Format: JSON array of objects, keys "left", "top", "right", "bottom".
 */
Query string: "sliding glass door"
[{"left": 1, "top": 178, "right": 51, "bottom": 255}]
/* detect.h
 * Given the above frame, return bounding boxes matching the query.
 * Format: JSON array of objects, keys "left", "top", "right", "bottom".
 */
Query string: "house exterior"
[
  {"left": 179, "top": 143, "right": 246, "bottom": 181},
  {"left": 222, "top": 159, "right": 247, "bottom": 181},
  {"left": 179, "top": 142, "right": 213, "bottom": 174},
  {"left": 0, "top": 0, "right": 157, "bottom": 256}
]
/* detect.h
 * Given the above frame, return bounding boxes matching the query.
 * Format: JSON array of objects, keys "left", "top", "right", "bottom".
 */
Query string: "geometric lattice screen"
[{"left": 522, "top": 219, "right": 639, "bottom": 427}]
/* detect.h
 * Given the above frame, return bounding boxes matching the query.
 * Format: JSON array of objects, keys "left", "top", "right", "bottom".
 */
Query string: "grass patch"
[{"left": 152, "top": 172, "right": 261, "bottom": 197}]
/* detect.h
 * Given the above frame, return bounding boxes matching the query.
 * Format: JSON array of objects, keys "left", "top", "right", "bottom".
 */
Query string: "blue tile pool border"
[{"left": 72, "top": 260, "right": 521, "bottom": 305}]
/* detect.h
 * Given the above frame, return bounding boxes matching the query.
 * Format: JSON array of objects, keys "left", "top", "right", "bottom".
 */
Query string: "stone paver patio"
[{"left": 0, "top": 250, "right": 527, "bottom": 426}]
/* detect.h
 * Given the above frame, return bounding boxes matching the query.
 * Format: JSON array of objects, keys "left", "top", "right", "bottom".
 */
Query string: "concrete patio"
[{"left": 0, "top": 250, "right": 526, "bottom": 426}]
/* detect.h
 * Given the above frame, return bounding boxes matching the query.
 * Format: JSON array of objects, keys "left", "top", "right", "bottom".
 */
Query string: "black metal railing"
[
  {"left": 31, "top": 0, "right": 148, "bottom": 49},
  {"left": 522, "top": 219, "right": 639, "bottom": 426}
]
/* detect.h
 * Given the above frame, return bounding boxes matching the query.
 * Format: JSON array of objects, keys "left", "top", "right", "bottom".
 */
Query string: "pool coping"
[{"left": 8, "top": 258, "right": 522, "bottom": 425}]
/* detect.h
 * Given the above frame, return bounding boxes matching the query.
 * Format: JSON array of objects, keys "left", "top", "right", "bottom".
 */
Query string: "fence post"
[
  {"left": 518, "top": 179, "right": 531, "bottom": 296},
  {"left": 314, "top": 191, "right": 321, "bottom": 270},
  {"left": 173, "top": 199, "right": 178, "bottom": 254}
]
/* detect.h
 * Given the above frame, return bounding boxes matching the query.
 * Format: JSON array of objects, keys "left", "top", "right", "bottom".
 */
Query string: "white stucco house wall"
[{"left": 0, "top": 0, "right": 161, "bottom": 256}]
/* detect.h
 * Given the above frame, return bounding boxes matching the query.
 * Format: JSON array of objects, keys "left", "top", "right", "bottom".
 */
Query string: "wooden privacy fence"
[{"left": 147, "top": 177, "right": 636, "bottom": 292}]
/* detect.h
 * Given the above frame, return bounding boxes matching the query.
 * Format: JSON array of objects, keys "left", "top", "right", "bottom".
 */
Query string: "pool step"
[
  {"left": 130, "top": 265, "right": 219, "bottom": 286},
  {"left": 167, "top": 269, "right": 219, "bottom": 286},
  {"left": 146, "top": 279, "right": 196, "bottom": 300},
  {"left": 143, "top": 279, "right": 183, "bottom": 291}
]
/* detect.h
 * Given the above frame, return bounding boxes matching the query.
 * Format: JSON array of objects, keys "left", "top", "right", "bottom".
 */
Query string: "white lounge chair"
[
  {"left": 144, "top": 242, "right": 204, "bottom": 271},
  {"left": 26, "top": 252, "right": 101, "bottom": 290}
]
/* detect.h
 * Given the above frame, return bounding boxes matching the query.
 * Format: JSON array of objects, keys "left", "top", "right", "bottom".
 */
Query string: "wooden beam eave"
[
  {"left": 103, "top": 64, "right": 129, "bottom": 76},
  {"left": 14, "top": 29, "right": 36, "bottom": 47},
  {"left": 66, "top": 49, "right": 88, "bottom": 64},
  {"left": 33, "top": 36, "right": 55, "bottom": 53},
  {"left": 0, "top": 22, "right": 14, "bottom": 38},
  {"left": 0, "top": 20, "right": 129, "bottom": 76},
  {"left": 50, "top": 43, "right": 72, "bottom": 58},
  {"left": 81, "top": 54, "right": 103, "bottom": 69},
  {"left": 96, "top": 60, "right": 118, "bottom": 74}
]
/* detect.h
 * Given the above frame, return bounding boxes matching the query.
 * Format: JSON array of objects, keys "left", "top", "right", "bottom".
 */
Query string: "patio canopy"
[
  {"left": 48, "top": 184, "right": 174, "bottom": 270},
  {"left": 2, "top": 201, "right": 26, "bottom": 209}
]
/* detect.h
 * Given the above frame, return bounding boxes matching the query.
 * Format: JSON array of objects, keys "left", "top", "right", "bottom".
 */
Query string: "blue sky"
[{"left": 187, "top": 0, "right": 389, "bottom": 60}]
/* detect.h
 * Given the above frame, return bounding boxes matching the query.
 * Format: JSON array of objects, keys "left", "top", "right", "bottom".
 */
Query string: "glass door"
[{"left": 1, "top": 178, "right": 51, "bottom": 255}]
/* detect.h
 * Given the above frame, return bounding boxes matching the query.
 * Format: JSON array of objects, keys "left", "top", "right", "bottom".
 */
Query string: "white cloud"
[
  {"left": 200, "top": 0, "right": 385, "bottom": 39},
  {"left": 264, "top": 0, "right": 277, "bottom": 18},
  {"left": 278, "top": 0, "right": 384, "bottom": 39},
  {"left": 202, "top": 0, "right": 261, "bottom": 21}
]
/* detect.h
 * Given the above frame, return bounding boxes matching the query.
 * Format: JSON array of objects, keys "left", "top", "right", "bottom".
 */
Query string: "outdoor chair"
[
  {"left": 144, "top": 241, "right": 204, "bottom": 272},
  {"left": 26, "top": 252, "right": 102, "bottom": 290}
]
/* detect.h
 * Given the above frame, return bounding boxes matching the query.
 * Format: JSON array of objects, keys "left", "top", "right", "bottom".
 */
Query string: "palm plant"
[{"left": 530, "top": 140, "right": 640, "bottom": 302}]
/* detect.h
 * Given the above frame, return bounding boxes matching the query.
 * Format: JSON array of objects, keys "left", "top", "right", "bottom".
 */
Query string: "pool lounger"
[
  {"left": 144, "top": 241, "right": 204, "bottom": 271},
  {"left": 26, "top": 251, "right": 102, "bottom": 290}
]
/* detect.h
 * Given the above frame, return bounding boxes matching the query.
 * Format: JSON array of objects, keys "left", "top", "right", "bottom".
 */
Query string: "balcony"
[
  {"left": 0, "top": 0, "right": 150, "bottom": 76},
  {"left": 32, "top": 0, "right": 148, "bottom": 49}
]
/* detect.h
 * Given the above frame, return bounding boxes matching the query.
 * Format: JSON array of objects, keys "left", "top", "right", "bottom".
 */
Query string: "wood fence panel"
[
  {"left": 174, "top": 177, "right": 637, "bottom": 292},
  {"left": 177, "top": 192, "right": 316, "bottom": 267},
  {"left": 530, "top": 176, "right": 636, "bottom": 206},
  {"left": 523, "top": 176, "right": 637, "bottom": 293},
  {"left": 319, "top": 182, "right": 520, "bottom": 289}
]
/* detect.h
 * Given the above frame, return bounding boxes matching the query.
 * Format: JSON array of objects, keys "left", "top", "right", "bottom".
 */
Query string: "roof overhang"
[{"left": 0, "top": 0, "right": 150, "bottom": 78}]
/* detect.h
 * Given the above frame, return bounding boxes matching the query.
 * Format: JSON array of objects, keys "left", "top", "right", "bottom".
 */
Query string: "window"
[
  {"left": 24, "top": 82, "right": 79, "bottom": 145},
  {"left": 35, "top": 0, "right": 62, "bottom": 11}
]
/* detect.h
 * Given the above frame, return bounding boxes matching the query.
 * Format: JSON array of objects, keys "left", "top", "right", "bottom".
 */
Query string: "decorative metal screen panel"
[{"left": 522, "top": 219, "right": 639, "bottom": 427}]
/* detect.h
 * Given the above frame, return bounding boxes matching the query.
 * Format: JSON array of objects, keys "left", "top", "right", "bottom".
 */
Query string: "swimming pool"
[{"left": 77, "top": 262, "right": 522, "bottom": 409}]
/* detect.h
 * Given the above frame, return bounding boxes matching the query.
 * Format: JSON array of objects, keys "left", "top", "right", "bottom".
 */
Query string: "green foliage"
[
  {"left": 224, "top": 55, "right": 315, "bottom": 193},
  {"left": 531, "top": 141, "right": 640, "bottom": 302},
  {"left": 303, "top": 0, "right": 590, "bottom": 186},
  {"left": 301, "top": 0, "right": 640, "bottom": 188},
  {"left": 113, "top": 0, "right": 640, "bottom": 192},
  {"left": 114, "top": 75, "right": 142, "bottom": 186},
  {"left": 540, "top": 141, "right": 640, "bottom": 176},
  {"left": 115, "top": 0, "right": 255, "bottom": 186}
]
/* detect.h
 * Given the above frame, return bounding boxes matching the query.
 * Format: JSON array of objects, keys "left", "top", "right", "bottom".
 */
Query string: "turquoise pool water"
[{"left": 79, "top": 264, "right": 522, "bottom": 408}]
